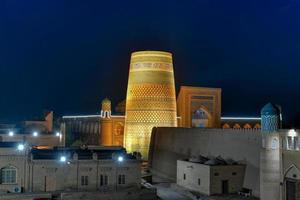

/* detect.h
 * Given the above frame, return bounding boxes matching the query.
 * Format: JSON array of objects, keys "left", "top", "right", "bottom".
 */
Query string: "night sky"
[{"left": 0, "top": 0, "right": 300, "bottom": 127}]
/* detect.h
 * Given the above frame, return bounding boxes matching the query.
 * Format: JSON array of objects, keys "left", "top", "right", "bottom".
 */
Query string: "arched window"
[
  {"left": 1, "top": 166, "right": 17, "bottom": 184},
  {"left": 114, "top": 123, "right": 124, "bottom": 137},
  {"left": 271, "top": 138, "right": 279, "bottom": 150},
  {"left": 100, "top": 174, "right": 108, "bottom": 186},
  {"left": 192, "top": 108, "right": 210, "bottom": 128}
]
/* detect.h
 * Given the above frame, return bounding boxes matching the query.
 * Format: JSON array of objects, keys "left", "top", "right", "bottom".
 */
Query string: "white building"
[
  {"left": 0, "top": 143, "right": 141, "bottom": 195},
  {"left": 177, "top": 159, "right": 245, "bottom": 195}
]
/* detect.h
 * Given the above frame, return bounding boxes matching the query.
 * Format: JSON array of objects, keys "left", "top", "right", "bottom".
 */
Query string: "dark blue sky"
[{"left": 0, "top": 0, "right": 300, "bottom": 127}]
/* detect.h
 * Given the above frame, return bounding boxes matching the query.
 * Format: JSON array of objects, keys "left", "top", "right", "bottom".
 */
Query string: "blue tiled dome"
[{"left": 261, "top": 103, "right": 280, "bottom": 115}]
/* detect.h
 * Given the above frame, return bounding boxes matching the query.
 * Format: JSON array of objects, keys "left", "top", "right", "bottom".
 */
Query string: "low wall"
[
  {"left": 1, "top": 188, "right": 157, "bottom": 200},
  {"left": 61, "top": 188, "right": 157, "bottom": 200},
  {"left": 1, "top": 193, "right": 52, "bottom": 200},
  {"left": 149, "top": 127, "right": 261, "bottom": 197}
]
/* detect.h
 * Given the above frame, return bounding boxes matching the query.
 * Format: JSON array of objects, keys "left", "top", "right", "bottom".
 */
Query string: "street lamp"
[
  {"left": 60, "top": 156, "right": 66, "bottom": 162},
  {"left": 17, "top": 144, "right": 25, "bottom": 151},
  {"left": 115, "top": 155, "right": 125, "bottom": 191},
  {"left": 33, "top": 132, "right": 38, "bottom": 137},
  {"left": 117, "top": 156, "right": 124, "bottom": 162},
  {"left": 288, "top": 129, "right": 297, "bottom": 137},
  {"left": 8, "top": 131, "right": 14, "bottom": 137}
]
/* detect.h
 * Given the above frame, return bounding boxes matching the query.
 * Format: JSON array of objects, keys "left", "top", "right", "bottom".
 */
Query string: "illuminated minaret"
[{"left": 124, "top": 51, "right": 177, "bottom": 159}]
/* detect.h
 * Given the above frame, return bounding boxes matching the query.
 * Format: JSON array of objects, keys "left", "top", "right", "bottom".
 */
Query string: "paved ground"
[{"left": 155, "top": 183, "right": 192, "bottom": 200}]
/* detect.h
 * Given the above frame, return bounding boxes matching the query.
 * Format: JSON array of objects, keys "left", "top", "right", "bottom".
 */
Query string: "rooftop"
[
  {"left": 184, "top": 155, "right": 240, "bottom": 166},
  {"left": 31, "top": 146, "right": 138, "bottom": 161},
  {"left": 0, "top": 142, "right": 20, "bottom": 148}
]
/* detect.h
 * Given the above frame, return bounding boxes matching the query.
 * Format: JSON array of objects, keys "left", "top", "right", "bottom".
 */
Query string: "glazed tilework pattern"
[
  {"left": 124, "top": 51, "right": 177, "bottom": 159},
  {"left": 261, "top": 115, "right": 279, "bottom": 132}
]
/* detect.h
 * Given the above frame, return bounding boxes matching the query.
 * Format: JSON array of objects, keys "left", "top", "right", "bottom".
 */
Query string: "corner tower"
[
  {"left": 100, "top": 98, "right": 112, "bottom": 118},
  {"left": 260, "top": 103, "right": 281, "bottom": 200},
  {"left": 100, "top": 98, "right": 113, "bottom": 145},
  {"left": 124, "top": 51, "right": 177, "bottom": 159},
  {"left": 261, "top": 102, "right": 280, "bottom": 132}
]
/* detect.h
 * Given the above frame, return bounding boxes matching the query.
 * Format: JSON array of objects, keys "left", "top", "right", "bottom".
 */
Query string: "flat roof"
[
  {"left": 31, "top": 147, "right": 137, "bottom": 160},
  {"left": 0, "top": 142, "right": 20, "bottom": 148}
]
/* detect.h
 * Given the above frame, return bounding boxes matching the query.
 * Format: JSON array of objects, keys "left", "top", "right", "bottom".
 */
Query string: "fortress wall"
[{"left": 149, "top": 127, "right": 261, "bottom": 197}]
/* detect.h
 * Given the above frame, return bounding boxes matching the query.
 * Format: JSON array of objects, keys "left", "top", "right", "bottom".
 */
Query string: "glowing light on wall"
[
  {"left": 221, "top": 117, "right": 261, "bottom": 120},
  {"left": 17, "top": 144, "right": 25, "bottom": 151},
  {"left": 288, "top": 129, "right": 297, "bottom": 137},
  {"left": 124, "top": 51, "right": 177, "bottom": 159},
  {"left": 60, "top": 156, "right": 66, "bottom": 162},
  {"left": 118, "top": 156, "right": 124, "bottom": 162},
  {"left": 8, "top": 131, "right": 14, "bottom": 137}
]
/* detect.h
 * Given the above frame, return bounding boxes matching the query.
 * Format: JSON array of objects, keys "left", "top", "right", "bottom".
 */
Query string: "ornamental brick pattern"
[{"left": 124, "top": 51, "right": 177, "bottom": 159}]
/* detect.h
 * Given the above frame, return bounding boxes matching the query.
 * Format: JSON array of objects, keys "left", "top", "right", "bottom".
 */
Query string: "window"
[
  {"left": 198, "top": 178, "right": 201, "bottom": 185},
  {"left": 100, "top": 174, "right": 108, "bottom": 186},
  {"left": 272, "top": 138, "right": 279, "bottom": 150},
  {"left": 214, "top": 172, "right": 219, "bottom": 176},
  {"left": 287, "top": 136, "right": 293, "bottom": 150},
  {"left": 192, "top": 109, "right": 210, "bottom": 128},
  {"left": 1, "top": 166, "right": 17, "bottom": 184},
  {"left": 118, "top": 174, "right": 125, "bottom": 185},
  {"left": 294, "top": 137, "right": 299, "bottom": 150},
  {"left": 81, "top": 176, "right": 88, "bottom": 186},
  {"left": 232, "top": 172, "right": 237, "bottom": 176},
  {"left": 183, "top": 173, "right": 186, "bottom": 180}
]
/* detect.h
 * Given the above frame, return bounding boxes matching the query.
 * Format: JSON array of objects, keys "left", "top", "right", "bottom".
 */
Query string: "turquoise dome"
[{"left": 261, "top": 103, "right": 280, "bottom": 115}]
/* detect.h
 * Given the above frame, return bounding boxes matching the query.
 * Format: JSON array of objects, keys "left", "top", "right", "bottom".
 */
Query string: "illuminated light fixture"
[
  {"left": 117, "top": 156, "right": 124, "bottom": 162},
  {"left": 8, "top": 131, "right": 14, "bottom": 137},
  {"left": 56, "top": 132, "right": 60, "bottom": 137},
  {"left": 62, "top": 115, "right": 101, "bottom": 119},
  {"left": 288, "top": 129, "right": 297, "bottom": 137},
  {"left": 62, "top": 115, "right": 125, "bottom": 119},
  {"left": 221, "top": 117, "right": 261, "bottom": 120},
  {"left": 124, "top": 51, "right": 177, "bottom": 160},
  {"left": 60, "top": 156, "right": 66, "bottom": 162},
  {"left": 17, "top": 144, "right": 25, "bottom": 151},
  {"left": 33, "top": 132, "right": 38, "bottom": 137}
]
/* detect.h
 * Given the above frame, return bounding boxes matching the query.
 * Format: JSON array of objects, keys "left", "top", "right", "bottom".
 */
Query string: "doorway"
[
  {"left": 44, "top": 176, "right": 56, "bottom": 192},
  {"left": 286, "top": 180, "right": 296, "bottom": 200},
  {"left": 222, "top": 180, "right": 229, "bottom": 194}
]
